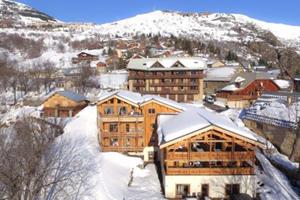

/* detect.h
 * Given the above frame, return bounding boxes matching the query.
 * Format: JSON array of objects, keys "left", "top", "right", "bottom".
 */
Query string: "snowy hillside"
[
  {"left": 95, "top": 10, "right": 300, "bottom": 49},
  {"left": 0, "top": 0, "right": 57, "bottom": 24}
]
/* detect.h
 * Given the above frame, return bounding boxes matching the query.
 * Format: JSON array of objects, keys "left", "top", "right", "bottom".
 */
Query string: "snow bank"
[{"left": 61, "top": 106, "right": 163, "bottom": 199}]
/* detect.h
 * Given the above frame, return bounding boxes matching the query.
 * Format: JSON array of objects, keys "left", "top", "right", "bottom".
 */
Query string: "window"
[
  {"left": 176, "top": 184, "right": 190, "bottom": 197},
  {"left": 104, "top": 107, "right": 114, "bottom": 115},
  {"left": 191, "top": 71, "right": 197, "bottom": 75},
  {"left": 201, "top": 184, "right": 209, "bottom": 198},
  {"left": 190, "top": 86, "right": 197, "bottom": 90},
  {"left": 110, "top": 138, "right": 119, "bottom": 146},
  {"left": 148, "top": 108, "right": 155, "bottom": 114},
  {"left": 126, "top": 124, "right": 130, "bottom": 132},
  {"left": 109, "top": 99, "right": 114, "bottom": 104},
  {"left": 109, "top": 123, "right": 118, "bottom": 132},
  {"left": 118, "top": 106, "right": 127, "bottom": 115},
  {"left": 225, "top": 184, "right": 240, "bottom": 196},
  {"left": 117, "top": 99, "right": 121, "bottom": 104}
]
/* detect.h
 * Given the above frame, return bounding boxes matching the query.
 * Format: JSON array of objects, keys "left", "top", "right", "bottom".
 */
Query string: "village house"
[
  {"left": 41, "top": 91, "right": 89, "bottom": 118},
  {"left": 90, "top": 61, "right": 108, "bottom": 74},
  {"left": 96, "top": 90, "right": 185, "bottom": 161},
  {"left": 127, "top": 57, "right": 207, "bottom": 102},
  {"left": 72, "top": 52, "right": 99, "bottom": 64},
  {"left": 157, "top": 108, "right": 265, "bottom": 199},
  {"left": 241, "top": 91, "right": 300, "bottom": 161},
  {"left": 216, "top": 72, "right": 280, "bottom": 108},
  {"left": 204, "top": 66, "right": 242, "bottom": 95}
]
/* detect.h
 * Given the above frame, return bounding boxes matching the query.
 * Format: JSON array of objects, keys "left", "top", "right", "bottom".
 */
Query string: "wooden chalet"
[
  {"left": 127, "top": 57, "right": 207, "bottom": 103},
  {"left": 42, "top": 91, "right": 89, "bottom": 118},
  {"left": 72, "top": 52, "right": 99, "bottom": 64},
  {"left": 216, "top": 72, "right": 280, "bottom": 108},
  {"left": 157, "top": 108, "right": 265, "bottom": 199},
  {"left": 96, "top": 90, "right": 185, "bottom": 160}
]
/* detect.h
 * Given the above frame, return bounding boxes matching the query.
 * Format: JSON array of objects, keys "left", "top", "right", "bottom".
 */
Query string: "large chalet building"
[
  {"left": 96, "top": 90, "right": 185, "bottom": 160},
  {"left": 157, "top": 108, "right": 265, "bottom": 199},
  {"left": 127, "top": 57, "right": 207, "bottom": 103},
  {"left": 216, "top": 72, "right": 280, "bottom": 108},
  {"left": 42, "top": 91, "right": 89, "bottom": 118}
]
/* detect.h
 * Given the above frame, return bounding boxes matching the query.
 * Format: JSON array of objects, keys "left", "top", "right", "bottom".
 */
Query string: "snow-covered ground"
[{"left": 61, "top": 106, "right": 163, "bottom": 200}]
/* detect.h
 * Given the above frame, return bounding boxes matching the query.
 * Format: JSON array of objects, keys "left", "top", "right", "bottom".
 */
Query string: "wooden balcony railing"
[
  {"left": 166, "top": 151, "right": 255, "bottom": 161},
  {"left": 139, "top": 90, "right": 199, "bottom": 95},
  {"left": 100, "top": 115, "right": 144, "bottom": 122},
  {"left": 149, "top": 82, "right": 199, "bottom": 87},
  {"left": 166, "top": 167, "right": 254, "bottom": 175},
  {"left": 101, "top": 130, "right": 144, "bottom": 137},
  {"left": 102, "top": 146, "right": 144, "bottom": 152}
]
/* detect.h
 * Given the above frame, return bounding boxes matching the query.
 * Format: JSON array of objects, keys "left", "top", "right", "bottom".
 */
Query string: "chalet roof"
[
  {"left": 57, "top": 91, "right": 87, "bottom": 102},
  {"left": 97, "top": 90, "right": 144, "bottom": 105},
  {"left": 127, "top": 57, "right": 207, "bottom": 71},
  {"left": 142, "top": 95, "right": 186, "bottom": 111},
  {"left": 204, "top": 66, "right": 240, "bottom": 82},
  {"left": 97, "top": 90, "right": 187, "bottom": 111},
  {"left": 220, "top": 72, "right": 275, "bottom": 91},
  {"left": 157, "top": 107, "right": 261, "bottom": 146}
]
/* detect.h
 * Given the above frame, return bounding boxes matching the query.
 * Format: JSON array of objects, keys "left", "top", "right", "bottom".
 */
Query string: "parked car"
[{"left": 204, "top": 95, "right": 215, "bottom": 104}]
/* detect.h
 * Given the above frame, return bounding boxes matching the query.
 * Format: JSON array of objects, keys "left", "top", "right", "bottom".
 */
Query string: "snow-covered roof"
[
  {"left": 242, "top": 91, "right": 300, "bottom": 129},
  {"left": 127, "top": 57, "right": 207, "bottom": 71},
  {"left": 97, "top": 90, "right": 187, "bottom": 111},
  {"left": 157, "top": 107, "right": 260, "bottom": 146},
  {"left": 273, "top": 79, "right": 291, "bottom": 90},
  {"left": 57, "top": 91, "right": 87, "bottom": 102},
  {"left": 205, "top": 66, "right": 239, "bottom": 81},
  {"left": 143, "top": 95, "right": 186, "bottom": 111},
  {"left": 98, "top": 90, "right": 144, "bottom": 105},
  {"left": 220, "top": 72, "right": 275, "bottom": 92}
]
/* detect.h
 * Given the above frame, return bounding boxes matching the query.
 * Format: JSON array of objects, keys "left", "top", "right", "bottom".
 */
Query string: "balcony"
[
  {"left": 100, "top": 114, "right": 144, "bottom": 122},
  {"left": 149, "top": 82, "right": 199, "bottom": 87},
  {"left": 166, "top": 151, "right": 255, "bottom": 161},
  {"left": 140, "top": 90, "right": 199, "bottom": 95},
  {"left": 101, "top": 130, "right": 144, "bottom": 137},
  {"left": 102, "top": 146, "right": 144, "bottom": 152},
  {"left": 166, "top": 167, "right": 254, "bottom": 175}
]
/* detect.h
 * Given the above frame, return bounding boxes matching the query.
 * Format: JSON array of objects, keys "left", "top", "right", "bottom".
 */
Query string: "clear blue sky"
[{"left": 16, "top": 0, "right": 300, "bottom": 26}]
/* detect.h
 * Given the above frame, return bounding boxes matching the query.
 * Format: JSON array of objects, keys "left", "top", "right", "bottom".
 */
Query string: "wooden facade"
[
  {"left": 160, "top": 126, "right": 258, "bottom": 176},
  {"left": 217, "top": 79, "right": 279, "bottom": 101},
  {"left": 128, "top": 70, "right": 205, "bottom": 102},
  {"left": 97, "top": 96, "right": 182, "bottom": 152},
  {"left": 159, "top": 125, "right": 262, "bottom": 199},
  {"left": 98, "top": 96, "right": 144, "bottom": 152},
  {"left": 42, "top": 92, "right": 88, "bottom": 118}
]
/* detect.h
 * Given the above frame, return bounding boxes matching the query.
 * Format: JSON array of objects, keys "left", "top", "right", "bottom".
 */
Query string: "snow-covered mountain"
[
  {"left": 1, "top": 3, "right": 300, "bottom": 74},
  {"left": 0, "top": 0, "right": 57, "bottom": 24},
  {"left": 96, "top": 10, "right": 300, "bottom": 50}
]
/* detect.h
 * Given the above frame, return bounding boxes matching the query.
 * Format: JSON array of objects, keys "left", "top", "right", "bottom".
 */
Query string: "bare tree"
[
  {"left": 0, "top": 117, "right": 94, "bottom": 200},
  {"left": 42, "top": 61, "right": 56, "bottom": 93},
  {"left": 73, "top": 64, "right": 95, "bottom": 94}
]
